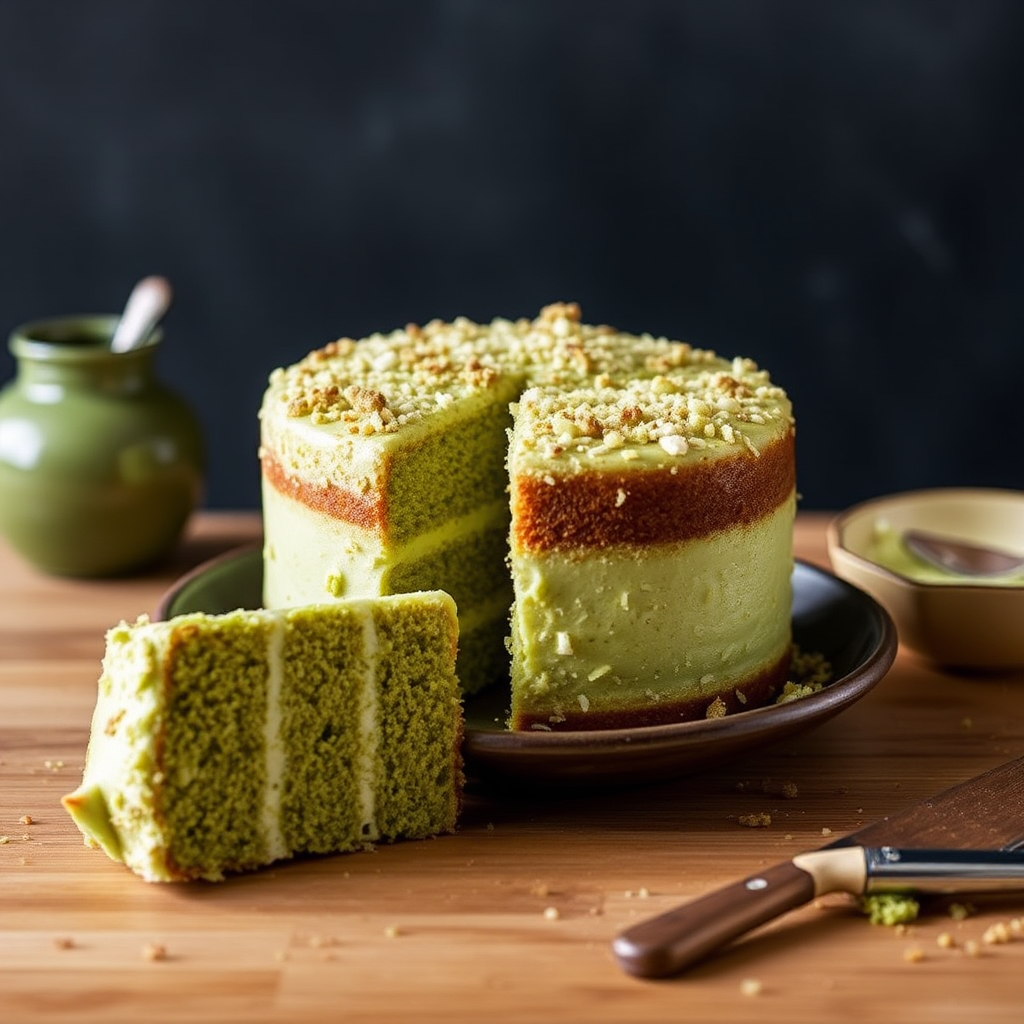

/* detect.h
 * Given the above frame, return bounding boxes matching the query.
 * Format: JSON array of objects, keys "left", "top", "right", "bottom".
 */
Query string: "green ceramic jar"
[{"left": 0, "top": 314, "right": 205, "bottom": 576}]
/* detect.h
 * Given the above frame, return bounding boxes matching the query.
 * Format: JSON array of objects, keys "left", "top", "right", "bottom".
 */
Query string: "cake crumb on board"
[
  {"left": 982, "top": 922, "right": 1013, "bottom": 945},
  {"left": 736, "top": 778, "right": 799, "bottom": 799},
  {"left": 862, "top": 893, "right": 920, "bottom": 926}
]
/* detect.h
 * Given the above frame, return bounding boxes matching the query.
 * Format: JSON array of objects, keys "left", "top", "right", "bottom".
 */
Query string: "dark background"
[{"left": 0, "top": 0, "right": 1021, "bottom": 512}]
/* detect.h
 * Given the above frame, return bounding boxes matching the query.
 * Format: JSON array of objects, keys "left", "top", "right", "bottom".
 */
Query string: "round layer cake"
[{"left": 259, "top": 303, "right": 796, "bottom": 730}]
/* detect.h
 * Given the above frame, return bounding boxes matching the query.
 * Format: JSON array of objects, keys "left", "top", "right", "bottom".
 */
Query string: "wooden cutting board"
[{"left": 3, "top": 512, "right": 1024, "bottom": 1023}]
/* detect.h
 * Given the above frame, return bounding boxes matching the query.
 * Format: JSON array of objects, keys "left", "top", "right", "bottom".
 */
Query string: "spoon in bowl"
[
  {"left": 904, "top": 529, "right": 1024, "bottom": 578},
  {"left": 110, "top": 275, "right": 173, "bottom": 353}
]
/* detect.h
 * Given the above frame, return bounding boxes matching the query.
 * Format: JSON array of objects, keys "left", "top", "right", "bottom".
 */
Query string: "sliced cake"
[
  {"left": 259, "top": 302, "right": 796, "bottom": 730},
  {"left": 62, "top": 592, "right": 462, "bottom": 882}
]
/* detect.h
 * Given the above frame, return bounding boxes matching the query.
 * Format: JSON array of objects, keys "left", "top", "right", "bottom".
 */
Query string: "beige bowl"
[{"left": 827, "top": 488, "right": 1024, "bottom": 670}]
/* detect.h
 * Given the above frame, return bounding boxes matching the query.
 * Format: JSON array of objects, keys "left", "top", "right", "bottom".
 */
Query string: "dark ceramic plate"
[{"left": 156, "top": 548, "right": 897, "bottom": 787}]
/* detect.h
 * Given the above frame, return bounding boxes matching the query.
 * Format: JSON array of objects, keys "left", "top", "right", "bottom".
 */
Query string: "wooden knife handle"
[{"left": 612, "top": 860, "right": 817, "bottom": 978}]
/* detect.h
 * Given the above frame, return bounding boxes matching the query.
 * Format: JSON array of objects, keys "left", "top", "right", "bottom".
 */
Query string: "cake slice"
[
  {"left": 507, "top": 362, "right": 796, "bottom": 730},
  {"left": 62, "top": 592, "right": 462, "bottom": 882}
]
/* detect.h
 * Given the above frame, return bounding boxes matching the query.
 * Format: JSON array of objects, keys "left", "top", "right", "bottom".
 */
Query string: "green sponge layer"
[
  {"left": 63, "top": 593, "right": 462, "bottom": 882},
  {"left": 162, "top": 617, "right": 272, "bottom": 877}
]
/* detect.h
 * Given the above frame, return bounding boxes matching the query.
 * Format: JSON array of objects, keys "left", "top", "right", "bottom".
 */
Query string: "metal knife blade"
[
  {"left": 787, "top": 845, "right": 1024, "bottom": 898},
  {"left": 612, "top": 753, "right": 1024, "bottom": 979},
  {"left": 860, "top": 846, "right": 1024, "bottom": 893}
]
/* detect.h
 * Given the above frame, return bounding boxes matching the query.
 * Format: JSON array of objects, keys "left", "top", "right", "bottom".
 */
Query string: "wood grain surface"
[{"left": 2, "top": 512, "right": 1024, "bottom": 1023}]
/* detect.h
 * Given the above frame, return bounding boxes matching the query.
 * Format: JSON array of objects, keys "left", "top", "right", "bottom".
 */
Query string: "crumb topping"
[
  {"left": 264, "top": 303, "right": 790, "bottom": 449},
  {"left": 515, "top": 365, "right": 789, "bottom": 464},
  {"left": 705, "top": 696, "right": 728, "bottom": 719},
  {"left": 271, "top": 315, "right": 511, "bottom": 434}
]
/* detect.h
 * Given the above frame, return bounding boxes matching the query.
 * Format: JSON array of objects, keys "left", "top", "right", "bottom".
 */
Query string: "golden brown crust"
[
  {"left": 511, "top": 427, "right": 795, "bottom": 552},
  {"left": 510, "top": 647, "right": 792, "bottom": 731},
  {"left": 261, "top": 450, "right": 389, "bottom": 535}
]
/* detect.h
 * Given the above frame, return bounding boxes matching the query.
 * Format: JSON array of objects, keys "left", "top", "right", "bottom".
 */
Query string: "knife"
[{"left": 613, "top": 753, "right": 1024, "bottom": 979}]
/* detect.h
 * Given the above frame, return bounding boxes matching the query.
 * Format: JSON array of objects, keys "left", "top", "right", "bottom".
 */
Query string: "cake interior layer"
[
  {"left": 511, "top": 431, "right": 795, "bottom": 552},
  {"left": 162, "top": 618, "right": 272, "bottom": 877},
  {"left": 508, "top": 496, "right": 795, "bottom": 729},
  {"left": 369, "top": 601, "right": 465, "bottom": 838},
  {"left": 387, "top": 397, "right": 515, "bottom": 543},
  {"left": 277, "top": 607, "right": 372, "bottom": 858},
  {"left": 63, "top": 596, "right": 461, "bottom": 882}
]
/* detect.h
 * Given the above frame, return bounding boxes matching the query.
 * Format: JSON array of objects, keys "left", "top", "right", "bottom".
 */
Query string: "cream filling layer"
[
  {"left": 354, "top": 603, "right": 380, "bottom": 842},
  {"left": 261, "top": 483, "right": 508, "bottom": 609},
  {"left": 509, "top": 496, "right": 795, "bottom": 712}
]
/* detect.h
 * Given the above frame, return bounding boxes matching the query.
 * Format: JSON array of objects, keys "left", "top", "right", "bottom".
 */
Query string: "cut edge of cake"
[{"left": 62, "top": 591, "right": 463, "bottom": 882}]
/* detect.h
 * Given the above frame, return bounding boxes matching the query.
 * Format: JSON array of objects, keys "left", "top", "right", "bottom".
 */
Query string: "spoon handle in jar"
[{"left": 110, "top": 276, "right": 173, "bottom": 353}]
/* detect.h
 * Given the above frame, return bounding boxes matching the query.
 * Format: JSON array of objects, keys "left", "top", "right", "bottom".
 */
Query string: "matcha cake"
[
  {"left": 259, "top": 303, "right": 796, "bottom": 729},
  {"left": 62, "top": 592, "right": 462, "bottom": 882}
]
